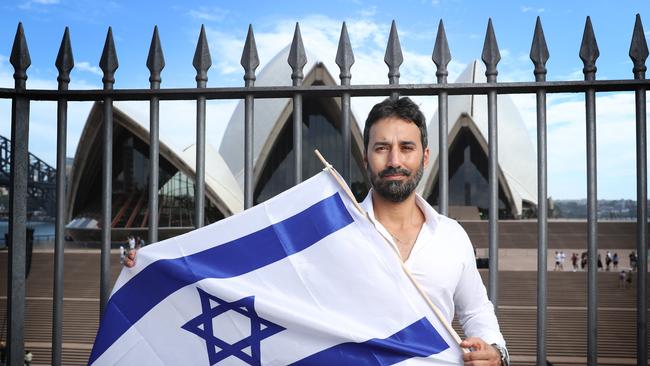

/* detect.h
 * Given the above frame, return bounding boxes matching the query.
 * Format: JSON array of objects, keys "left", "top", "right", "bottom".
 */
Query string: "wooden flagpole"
[{"left": 314, "top": 150, "right": 467, "bottom": 352}]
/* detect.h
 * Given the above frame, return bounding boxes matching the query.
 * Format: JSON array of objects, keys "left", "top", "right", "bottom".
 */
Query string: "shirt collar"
[{"left": 360, "top": 189, "right": 440, "bottom": 227}]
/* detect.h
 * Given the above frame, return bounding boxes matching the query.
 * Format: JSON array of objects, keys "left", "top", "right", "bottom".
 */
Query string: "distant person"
[
  {"left": 128, "top": 235, "right": 136, "bottom": 250},
  {"left": 629, "top": 251, "right": 638, "bottom": 272},
  {"left": 554, "top": 251, "right": 561, "bottom": 271},
  {"left": 612, "top": 252, "right": 619, "bottom": 270},
  {"left": 625, "top": 270, "right": 633, "bottom": 288},
  {"left": 139, "top": 237, "right": 146, "bottom": 248},
  {"left": 571, "top": 252, "right": 579, "bottom": 272},
  {"left": 24, "top": 350, "right": 33, "bottom": 366},
  {"left": 619, "top": 270, "right": 625, "bottom": 288},
  {"left": 135, "top": 236, "right": 142, "bottom": 249},
  {"left": 605, "top": 251, "right": 612, "bottom": 271},
  {"left": 559, "top": 251, "right": 566, "bottom": 271},
  {"left": 597, "top": 254, "right": 603, "bottom": 271},
  {"left": 581, "top": 251, "right": 588, "bottom": 271}
]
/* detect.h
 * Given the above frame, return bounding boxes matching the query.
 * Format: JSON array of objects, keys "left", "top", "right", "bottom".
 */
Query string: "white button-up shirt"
[{"left": 360, "top": 191, "right": 506, "bottom": 347}]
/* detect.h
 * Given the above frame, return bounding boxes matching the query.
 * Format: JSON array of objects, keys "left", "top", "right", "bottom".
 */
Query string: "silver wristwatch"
[{"left": 491, "top": 343, "right": 510, "bottom": 366}]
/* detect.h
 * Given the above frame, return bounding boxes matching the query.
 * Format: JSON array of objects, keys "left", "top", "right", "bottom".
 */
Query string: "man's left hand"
[{"left": 460, "top": 337, "right": 502, "bottom": 366}]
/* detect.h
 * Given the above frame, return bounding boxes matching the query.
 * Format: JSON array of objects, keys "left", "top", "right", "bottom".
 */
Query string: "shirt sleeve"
[{"left": 452, "top": 224, "right": 506, "bottom": 348}]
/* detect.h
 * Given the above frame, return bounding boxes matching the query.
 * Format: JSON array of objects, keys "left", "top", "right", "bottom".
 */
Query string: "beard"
[{"left": 367, "top": 159, "right": 424, "bottom": 202}]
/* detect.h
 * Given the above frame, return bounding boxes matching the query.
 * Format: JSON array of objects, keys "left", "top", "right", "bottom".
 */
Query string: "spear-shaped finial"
[
  {"left": 335, "top": 22, "right": 355, "bottom": 86},
  {"left": 530, "top": 16, "right": 549, "bottom": 82},
  {"left": 288, "top": 23, "right": 307, "bottom": 86},
  {"left": 241, "top": 24, "right": 260, "bottom": 87},
  {"left": 147, "top": 26, "right": 165, "bottom": 87},
  {"left": 579, "top": 16, "right": 599, "bottom": 81},
  {"left": 193, "top": 25, "right": 212, "bottom": 87},
  {"left": 432, "top": 19, "right": 451, "bottom": 84},
  {"left": 481, "top": 18, "right": 500, "bottom": 82},
  {"left": 629, "top": 14, "right": 648, "bottom": 79},
  {"left": 99, "top": 27, "right": 118, "bottom": 89},
  {"left": 55, "top": 27, "right": 74, "bottom": 89},
  {"left": 384, "top": 20, "right": 403, "bottom": 85},
  {"left": 10, "top": 22, "right": 31, "bottom": 88}
]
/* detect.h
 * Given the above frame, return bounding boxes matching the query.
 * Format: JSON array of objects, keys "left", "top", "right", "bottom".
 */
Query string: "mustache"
[{"left": 378, "top": 167, "right": 412, "bottom": 178}]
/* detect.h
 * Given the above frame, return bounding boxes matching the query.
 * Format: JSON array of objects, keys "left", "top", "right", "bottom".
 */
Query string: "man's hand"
[
  {"left": 460, "top": 337, "right": 502, "bottom": 366},
  {"left": 123, "top": 249, "right": 137, "bottom": 268}
]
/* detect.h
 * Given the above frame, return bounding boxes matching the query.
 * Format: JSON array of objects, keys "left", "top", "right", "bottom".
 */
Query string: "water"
[{"left": 0, "top": 220, "right": 56, "bottom": 247}]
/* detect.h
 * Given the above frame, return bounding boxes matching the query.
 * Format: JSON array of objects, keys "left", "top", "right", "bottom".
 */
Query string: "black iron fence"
[{"left": 1, "top": 14, "right": 648, "bottom": 366}]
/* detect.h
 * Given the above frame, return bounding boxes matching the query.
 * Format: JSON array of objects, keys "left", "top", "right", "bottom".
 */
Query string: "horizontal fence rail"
[
  {"left": 1, "top": 13, "right": 648, "bottom": 366},
  {"left": 2, "top": 80, "right": 650, "bottom": 100}
]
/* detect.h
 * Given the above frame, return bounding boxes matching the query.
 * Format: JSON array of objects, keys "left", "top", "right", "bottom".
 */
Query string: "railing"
[{"left": 1, "top": 14, "right": 648, "bottom": 366}]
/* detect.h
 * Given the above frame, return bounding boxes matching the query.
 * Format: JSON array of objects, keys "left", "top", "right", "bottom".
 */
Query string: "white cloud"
[
  {"left": 188, "top": 6, "right": 228, "bottom": 22},
  {"left": 18, "top": 0, "right": 59, "bottom": 10},
  {"left": 75, "top": 61, "right": 103, "bottom": 76},
  {"left": 521, "top": 6, "right": 544, "bottom": 13},
  {"left": 513, "top": 91, "right": 649, "bottom": 199},
  {"left": 358, "top": 6, "right": 377, "bottom": 18}
]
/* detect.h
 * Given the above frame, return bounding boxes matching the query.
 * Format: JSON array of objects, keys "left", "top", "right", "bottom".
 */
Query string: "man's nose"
[{"left": 387, "top": 148, "right": 401, "bottom": 168}]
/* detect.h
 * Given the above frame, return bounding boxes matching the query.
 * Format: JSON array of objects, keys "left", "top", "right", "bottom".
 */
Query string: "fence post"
[
  {"left": 7, "top": 22, "right": 30, "bottom": 366},
  {"left": 99, "top": 27, "right": 118, "bottom": 315},
  {"left": 52, "top": 26, "right": 73, "bottom": 366}
]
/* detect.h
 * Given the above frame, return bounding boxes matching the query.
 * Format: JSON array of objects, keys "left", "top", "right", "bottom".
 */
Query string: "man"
[
  {"left": 360, "top": 97, "right": 509, "bottom": 365},
  {"left": 124, "top": 96, "right": 509, "bottom": 364}
]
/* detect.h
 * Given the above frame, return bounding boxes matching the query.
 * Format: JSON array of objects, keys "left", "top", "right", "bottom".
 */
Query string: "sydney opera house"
[{"left": 64, "top": 46, "right": 537, "bottom": 241}]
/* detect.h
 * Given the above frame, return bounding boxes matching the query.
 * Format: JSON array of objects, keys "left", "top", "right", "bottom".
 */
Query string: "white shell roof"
[
  {"left": 421, "top": 60, "right": 537, "bottom": 215},
  {"left": 80, "top": 101, "right": 244, "bottom": 216},
  {"left": 219, "top": 45, "right": 365, "bottom": 187}
]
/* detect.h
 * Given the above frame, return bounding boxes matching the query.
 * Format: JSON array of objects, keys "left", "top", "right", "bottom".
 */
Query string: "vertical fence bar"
[
  {"left": 384, "top": 20, "right": 403, "bottom": 101},
  {"left": 288, "top": 23, "right": 306, "bottom": 185},
  {"left": 433, "top": 20, "right": 450, "bottom": 216},
  {"left": 241, "top": 25, "right": 259, "bottom": 209},
  {"left": 7, "top": 22, "right": 30, "bottom": 366},
  {"left": 530, "top": 16, "right": 550, "bottom": 366},
  {"left": 336, "top": 22, "right": 354, "bottom": 184},
  {"left": 99, "top": 27, "right": 118, "bottom": 314},
  {"left": 147, "top": 26, "right": 164, "bottom": 243},
  {"left": 633, "top": 61, "right": 648, "bottom": 366},
  {"left": 52, "top": 27, "right": 73, "bottom": 366},
  {"left": 482, "top": 19, "right": 501, "bottom": 306},
  {"left": 629, "top": 14, "right": 648, "bottom": 366},
  {"left": 193, "top": 25, "right": 211, "bottom": 228},
  {"left": 579, "top": 17, "right": 599, "bottom": 365}
]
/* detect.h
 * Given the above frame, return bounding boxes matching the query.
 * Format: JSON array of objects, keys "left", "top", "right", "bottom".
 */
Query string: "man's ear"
[{"left": 423, "top": 146, "right": 430, "bottom": 167}]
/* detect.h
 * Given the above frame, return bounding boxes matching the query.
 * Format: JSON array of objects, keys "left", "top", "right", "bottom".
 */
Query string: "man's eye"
[{"left": 376, "top": 146, "right": 388, "bottom": 151}]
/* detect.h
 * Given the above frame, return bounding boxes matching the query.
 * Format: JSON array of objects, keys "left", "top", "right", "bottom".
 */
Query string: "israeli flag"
[{"left": 89, "top": 171, "right": 463, "bottom": 365}]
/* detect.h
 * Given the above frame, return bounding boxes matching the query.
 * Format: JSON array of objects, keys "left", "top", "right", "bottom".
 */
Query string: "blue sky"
[{"left": 0, "top": 0, "right": 649, "bottom": 200}]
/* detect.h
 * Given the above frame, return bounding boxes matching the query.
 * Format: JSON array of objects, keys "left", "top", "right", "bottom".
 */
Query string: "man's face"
[{"left": 364, "top": 117, "right": 429, "bottom": 202}]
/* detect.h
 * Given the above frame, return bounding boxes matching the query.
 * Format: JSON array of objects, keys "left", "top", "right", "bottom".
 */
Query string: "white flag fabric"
[{"left": 89, "top": 171, "right": 463, "bottom": 365}]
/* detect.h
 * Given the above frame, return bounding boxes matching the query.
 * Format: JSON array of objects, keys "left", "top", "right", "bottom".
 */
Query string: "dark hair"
[{"left": 363, "top": 97, "right": 428, "bottom": 153}]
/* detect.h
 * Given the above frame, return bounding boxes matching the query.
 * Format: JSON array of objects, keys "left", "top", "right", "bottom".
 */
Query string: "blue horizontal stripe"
[
  {"left": 290, "top": 317, "right": 449, "bottom": 365},
  {"left": 89, "top": 193, "right": 353, "bottom": 365}
]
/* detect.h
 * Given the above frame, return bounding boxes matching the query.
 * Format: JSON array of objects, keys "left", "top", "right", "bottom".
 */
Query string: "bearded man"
[{"left": 360, "top": 97, "right": 510, "bottom": 366}]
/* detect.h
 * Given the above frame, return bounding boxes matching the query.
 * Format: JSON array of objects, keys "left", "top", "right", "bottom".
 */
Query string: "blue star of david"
[{"left": 182, "top": 288, "right": 285, "bottom": 365}]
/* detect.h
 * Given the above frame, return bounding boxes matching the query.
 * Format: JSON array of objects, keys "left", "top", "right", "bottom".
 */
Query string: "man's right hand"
[{"left": 124, "top": 249, "right": 137, "bottom": 268}]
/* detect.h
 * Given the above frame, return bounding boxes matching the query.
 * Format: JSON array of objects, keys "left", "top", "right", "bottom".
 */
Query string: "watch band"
[{"left": 491, "top": 343, "right": 510, "bottom": 366}]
